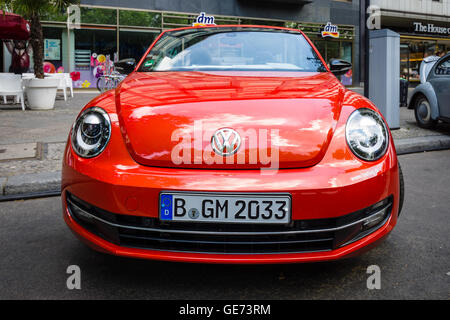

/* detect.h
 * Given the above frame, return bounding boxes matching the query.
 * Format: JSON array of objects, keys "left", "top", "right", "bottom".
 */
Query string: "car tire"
[
  {"left": 398, "top": 162, "right": 405, "bottom": 217},
  {"left": 414, "top": 95, "right": 437, "bottom": 129}
]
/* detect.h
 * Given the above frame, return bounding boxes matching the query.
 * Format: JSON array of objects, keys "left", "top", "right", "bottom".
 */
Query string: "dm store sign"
[
  {"left": 321, "top": 22, "right": 340, "bottom": 38},
  {"left": 192, "top": 12, "right": 216, "bottom": 27}
]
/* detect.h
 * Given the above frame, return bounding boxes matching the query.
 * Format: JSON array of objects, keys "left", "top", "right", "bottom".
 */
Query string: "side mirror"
[
  {"left": 329, "top": 59, "right": 352, "bottom": 76},
  {"left": 115, "top": 58, "right": 136, "bottom": 75}
]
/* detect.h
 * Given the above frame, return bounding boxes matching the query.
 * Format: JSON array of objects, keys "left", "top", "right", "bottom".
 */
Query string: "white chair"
[
  {"left": 45, "top": 73, "right": 67, "bottom": 101},
  {"left": 64, "top": 73, "right": 74, "bottom": 98},
  {"left": 1, "top": 73, "right": 19, "bottom": 101},
  {"left": 22, "top": 73, "right": 35, "bottom": 79},
  {"left": 21, "top": 73, "right": 35, "bottom": 94},
  {"left": 0, "top": 74, "right": 25, "bottom": 110}
]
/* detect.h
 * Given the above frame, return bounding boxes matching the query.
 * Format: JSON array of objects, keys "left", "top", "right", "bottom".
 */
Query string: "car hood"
[{"left": 116, "top": 71, "right": 345, "bottom": 169}]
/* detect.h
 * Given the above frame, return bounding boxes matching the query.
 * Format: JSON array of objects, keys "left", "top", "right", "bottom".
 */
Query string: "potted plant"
[{"left": 2, "top": 0, "right": 78, "bottom": 109}]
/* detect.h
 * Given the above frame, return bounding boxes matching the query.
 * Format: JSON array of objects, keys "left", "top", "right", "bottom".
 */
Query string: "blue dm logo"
[
  {"left": 321, "top": 22, "right": 340, "bottom": 38},
  {"left": 160, "top": 194, "right": 173, "bottom": 220},
  {"left": 193, "top": 12, "right": 216, "bottom": 26}
]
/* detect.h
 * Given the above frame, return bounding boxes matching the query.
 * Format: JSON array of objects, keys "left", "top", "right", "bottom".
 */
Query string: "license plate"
[{"left": 159, "top": 192, "right": 291, "bottom": 224}]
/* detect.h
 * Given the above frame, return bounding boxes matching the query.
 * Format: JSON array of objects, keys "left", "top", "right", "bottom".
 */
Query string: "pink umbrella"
[{"left": 0, "top": 10, "right": 30, "bottom": 40}]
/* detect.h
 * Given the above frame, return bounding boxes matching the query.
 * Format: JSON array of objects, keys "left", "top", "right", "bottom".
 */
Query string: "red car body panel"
[
  {"left": 117, "top": 71, "right": 344, "bottom": 169},
  {"left": 62, "top": 25, "right": 400, "bottom": 264}
]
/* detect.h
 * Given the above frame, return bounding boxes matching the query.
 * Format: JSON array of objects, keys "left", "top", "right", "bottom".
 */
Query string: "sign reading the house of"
[
  {"left": 321, "top": 22, "right": 340, "bottom": 38},
  {"left": 413, "top": 22, "right": 450, "bottom": 35}
]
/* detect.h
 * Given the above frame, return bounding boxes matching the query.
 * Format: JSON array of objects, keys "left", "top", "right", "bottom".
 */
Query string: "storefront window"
[
  {"left": 312, "top": 40, "right": 353, "bottom": 85},
  {"left": 339, "top": 41, "right": 352, "bottom": 85},
  {"left": 73, "top": 29, "right": 117, "bottom": 89},
  {"left": 400, "top": 43, "right": 410, "bottom": 80},
  {"left": 402, "top": 39, "right": 437, "bottom": 82},
  {"left": 75, "top": 29, "right": 117, "bottom": 57},
  {"left": 119, "top": 30, "right": 158, "bottom": 61},
  {"left": 42, "top": 27, "right": 64, "bottom": 73},
  {"left": 399, "top": 37, "right": 450, "bottom": 83},
  {"left": 325, "top": 41, "right": 340, "bottom": 62},
  {"left": 437, "top": 40, "right": 450, "bottom": 55}
]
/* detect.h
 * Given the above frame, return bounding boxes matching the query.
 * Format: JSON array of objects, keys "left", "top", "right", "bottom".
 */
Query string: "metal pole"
[
  {"left": 116, "top": 9, "right": 119, "bottom": 61},
  {"left": 67, "top": 7, "right": 71, "bottom": 73},
  {"left": 363, "top": 0, "right": 370, "bottom": 98},
  {"left": 359, "top": 0, "right": 365, "bottom": 92}
]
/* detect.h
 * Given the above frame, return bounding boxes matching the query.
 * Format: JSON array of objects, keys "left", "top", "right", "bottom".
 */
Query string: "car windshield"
[{"left": 138, "top": 27, "right": 327, "bottom": 72}]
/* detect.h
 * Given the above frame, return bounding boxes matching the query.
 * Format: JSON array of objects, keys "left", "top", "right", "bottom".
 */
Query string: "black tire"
[
  {"left": 96, "top": 76, "right": 105, "bottom": 93},
  {"left": 398, "top": 162, "right": 405, "bottom": 217},
  {"left": 414, "top": 95, "right": 438, "bottom": 129}
]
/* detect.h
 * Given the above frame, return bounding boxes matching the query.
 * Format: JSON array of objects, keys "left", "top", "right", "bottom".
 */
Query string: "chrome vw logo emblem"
[{"left": 211, "top": 128, "right": 241, "bottom": 156}]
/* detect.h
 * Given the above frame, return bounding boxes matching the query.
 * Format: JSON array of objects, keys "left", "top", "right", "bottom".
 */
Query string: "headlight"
[
  {"left": 345, "top": 108, "right": 389, "bottom": 161},
  {"left": 71, "top": 107, "right": 111, "bottom": 158}
]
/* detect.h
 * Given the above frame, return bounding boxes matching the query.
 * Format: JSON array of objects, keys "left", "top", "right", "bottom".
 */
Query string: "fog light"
[
  {"left": 68, "top": 199, "right": 94, "bottom": 223},
  {"left": 337, "top": 197, "right": 393, "bottom": 248},
  {"left": 362, "top": 207, "right": 389, "bottom": 230}
]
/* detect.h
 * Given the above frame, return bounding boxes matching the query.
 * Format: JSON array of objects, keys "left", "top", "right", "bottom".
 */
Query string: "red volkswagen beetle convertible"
[{"left": 62, "top": 25, "right": 404, "bottom": 264}]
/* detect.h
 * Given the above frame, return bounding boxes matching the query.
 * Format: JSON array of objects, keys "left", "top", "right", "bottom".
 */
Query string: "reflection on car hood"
[{"left": 116, "top": 71, "right": 346, "bottom": 169}]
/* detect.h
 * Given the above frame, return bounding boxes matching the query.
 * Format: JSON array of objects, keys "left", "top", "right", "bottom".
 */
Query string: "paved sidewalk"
[
  {"left": 0, "top": 92, "right": 97, "bottom": 197},
  {"left": 0, "top": 89, "right": 449, "bottom": 198}
]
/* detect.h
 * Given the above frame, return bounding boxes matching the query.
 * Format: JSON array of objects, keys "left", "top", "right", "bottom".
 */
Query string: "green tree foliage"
[{"left": 119, "top": 10, "right": 161, "bottom": 27}]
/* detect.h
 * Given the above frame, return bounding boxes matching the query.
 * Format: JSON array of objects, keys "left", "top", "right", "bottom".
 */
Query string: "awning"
[{"left": 0, "top": 10, "right": 30, "bottom": 40}]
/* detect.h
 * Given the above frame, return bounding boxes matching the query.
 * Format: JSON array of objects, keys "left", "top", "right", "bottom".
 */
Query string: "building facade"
[
  {"left": 372, "top": 0, "right": 450, "bottom": 83},
  {"left": 2, "top": 0, "right": 362, "bottom": 88}
]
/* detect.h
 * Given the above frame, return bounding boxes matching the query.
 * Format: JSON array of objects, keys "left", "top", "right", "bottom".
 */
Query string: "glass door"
[{"left": 400, "top": 43, "right": 410, "bottom": 80}]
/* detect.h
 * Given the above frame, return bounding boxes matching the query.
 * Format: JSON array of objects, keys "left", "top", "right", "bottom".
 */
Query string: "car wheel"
[
  {"left": 414, "top": 95, "right": 437, "bottom": 129},
  {"left": 398, "top": 162, "right": 404, "bottom": 217}
]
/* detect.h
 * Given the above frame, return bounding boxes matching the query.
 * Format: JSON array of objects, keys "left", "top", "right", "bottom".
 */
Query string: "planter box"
[{"left": 25, "top": 78, "right": 59, "bottom": 110}]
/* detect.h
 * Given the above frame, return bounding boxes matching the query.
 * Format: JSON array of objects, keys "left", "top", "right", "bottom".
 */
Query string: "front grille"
[{"left": 66, "top": 192, "right": 393, "bottom": 255}]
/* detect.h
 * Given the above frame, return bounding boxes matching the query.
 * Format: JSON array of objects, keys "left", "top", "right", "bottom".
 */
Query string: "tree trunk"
[{"left": 29, "top": 13, "right": 44, "bottom": 79}]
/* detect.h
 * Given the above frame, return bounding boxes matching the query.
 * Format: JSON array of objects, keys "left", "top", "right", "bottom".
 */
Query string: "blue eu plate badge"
[{"left": 160, "top": 194, "right": 173, "bottom": 220}]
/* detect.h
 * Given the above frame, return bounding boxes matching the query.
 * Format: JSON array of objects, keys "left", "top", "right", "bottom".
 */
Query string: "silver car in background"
[{"left": 409, "top": 53, "right": 450, "bottom": 129}]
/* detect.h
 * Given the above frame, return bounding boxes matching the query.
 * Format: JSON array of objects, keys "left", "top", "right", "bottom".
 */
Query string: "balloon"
[
  {"left": 97, "top": 54, "right": 106, "bottom": 63},
  {"left": 43, "top": 61, "right": 56, "bottom": 73}
]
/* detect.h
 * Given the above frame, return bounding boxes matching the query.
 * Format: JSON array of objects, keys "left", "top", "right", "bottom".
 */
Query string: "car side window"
[{"left": 434, "top": 58, "right": 450, "bottom": 76}]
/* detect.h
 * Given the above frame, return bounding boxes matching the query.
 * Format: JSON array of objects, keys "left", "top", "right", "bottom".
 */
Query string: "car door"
[{"left": 429, "top": 56, "right": 450, "bottom": 119}]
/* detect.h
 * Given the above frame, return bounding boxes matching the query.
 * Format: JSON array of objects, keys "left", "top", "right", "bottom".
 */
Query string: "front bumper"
[
  {"left": 64, "top": 190, "right": 394, "bottom": 264},
  {"left": 62, "top": 151, "right": 400, "bottom": 264}
]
